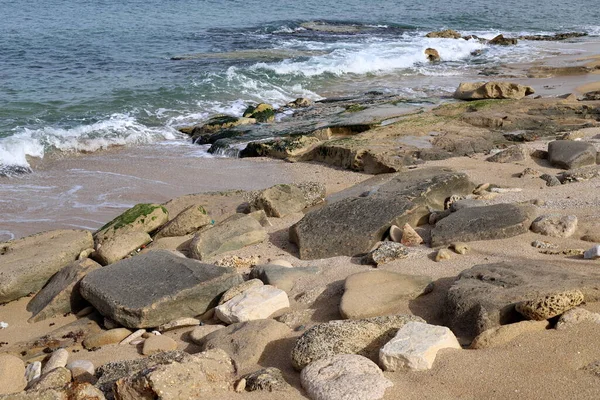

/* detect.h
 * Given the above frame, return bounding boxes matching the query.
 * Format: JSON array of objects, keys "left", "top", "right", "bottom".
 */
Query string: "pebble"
[
  {"left": 270, "top": 259, "right": 293, "bottom": 268},
  {"left": 83, "top": 328, "right": 132, "bottom": 349},
  {"left": 540, "top": 174, "right": 561, "bottom": 186},
  {"left": 120, "top": 329, "right": 146, "bottom": 345},
  {"left": 142, "top": 334, "right": 178, "bottom": 355},
  {"left": 25, "top": 361, "right": 42, "bottom": 383},
  {"left": 235, "top": 378, "right": 247, "bottom": 393},
  {"left": 584, "top": 245, "right": 600, "bottom": 260},
  {"left": 452, "top": 243, "right": 469, "bottom": 255},
  {"left": 41, "top": 348, "right": 69, "bottom": 374},
  {"left": 158, "top": 317, "right": 200, "bottom": 332},
  {"left": 531, "top": 240, "right": 558, "bottom": 249},
  {"left": 400, "top": 223, "right": 423, "bottom": 246},
  {"left": 66, "top": 360, "right": 95, "bottom": 377},
  {"left": 435, "top": 249, "right": 452, "bottom": 262}
]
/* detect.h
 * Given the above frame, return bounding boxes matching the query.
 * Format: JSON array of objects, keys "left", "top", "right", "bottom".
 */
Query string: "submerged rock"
[
  {"left": 243, "top": 103, "right": 275, "bottom": 123},
  {"left": 489, "top": 34, "right": 518, "bottom": 45},
  {"left": 424, "top": 48, "right": 440, "bottom": 62},
  {"left": 425, "top": 29, "right": 461, "bottom": 39}
]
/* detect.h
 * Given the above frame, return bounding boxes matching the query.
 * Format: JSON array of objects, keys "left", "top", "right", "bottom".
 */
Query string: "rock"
[
  {"left": 189, "top": 214, "right": 267, "bottom": 261},
  {"left": 184, "top": 115, "right": 256, "bottom": 142},
  {"left": 83, "top": 328, "right": 132, "bottom": 349},
  {"left": 559, "top": 165, "right": 600, "bottom": 183},
  {"left": 532, "top": 240, "right": 558, "bottom": 249},
  {"left": 69, "top": 382, "right": 106, "bottom": 400},
  {"left": 530, "top": 214, "right": 578, "bottom": 238},
  {"left": 66, "top": 360, "right": 95, "bottom": 383},
  {"left": 339, "top": 271, "right": 432, "bottom": 319},
  {"left": 556, "top": 307, "right": 600, "bottom": 330},
  {"left": 379, "top": 321, "right": 461, "bottom": 371},
  {"left": 486, "top": 145, "right": 528, "bottom": 163},
  {"left": 431, "top": 203, "right": 536, "bottom": 247},
  {"left": 215, "top": 285, "right": 290, "bottom": 324},
  {"left": 469, "top": 320, "right": 549, "bottom": 349},
  {"left": 248, "top": 210, "right": 271, "bottom": 227},
  {"left": 158, "top": 317, "right": 200, "bottom": 332},
  {"left": 519, "top": 167, "right": 540, "bottom": 178},
  {"left": 218, "top": 279, "right": 263, "bottom": 305},
  {"left": 93, "top": 203, "right": 168, "bottom": 245},
  {"left": 234, "top": 378, "right": 246, "bottom": 393},
  {"left": 361, "top": 242, "right": 409, "bottom": 266},
  {"left": 93, "top": 231, "right": 151, "bottom": 266},
  {"left": 28, "top": 367, "right": 71, "bottom": 391},
  {"left": 78, "top": 248, "right": 94, "bottom": 260},
  {"left": 200, "top": 319, "right": 290, "bottom": 370},
  {"left": 249, "top": 264, "right": 321, "bottom": 292},
  {"left": 80, "top": 250, "right": 242, "bottom": 328},
  {"left": 290, "top": 168, "right": 475, "bottom": 259},
  {"left": 243, "top": 367, "right": 288, "bottom": 392},
  {"left": 548, "top": 140, "right": 597, "bottom": 169},
  {"left": 425, "top": 29, "right": 461, "bottom": 39},
  {"left": 515, "top": 290, "right": 584, "bottom": 320},
  {"left": 142, "top": 335, "right": 178, "bottom": 355},
  {"left": 399, "top": 223, "right": 423, "bottom": 246},
  {"left": 155, "top": 204, "right": 212, "bottom": 238},
  {"left": 114, "top": 349, "right": 235, "bottom": 399},
  {"left": 214, "top": 254, "right": 260, "bottom": 269},
  {"left": 453, "top": 81, "right": 534, "bottom": 100},
  {"left": 452, "top": 243, "right": 469, "bottom": 254},
  {"left": 301, "top": 354, "right": 392, "bottom": 400},
  {"left": 584, "top": 245, "right": 600, "bottom": 259},
  {"left": 270, "top": 259, "right": 293, "bottom": 268},
  {"left": 540, "top": 173, "right": 562, "bottom": 186},
  {"left": 27, "top": 259, "right": 101, "bottom": 323},
  {"left": 0, "top": 389, "right": 67, "bottom": 400},
  {"left": 424, "top": 48, "right": 440, "bottom": 62},
  {"left": 243, "top": 103, "right": 275, "bottom": 122},
  {"left": 291, "top": 314, "right": 424, "bottom": 370},
  {"left": 0, "top": 354, "right": 27, "bottom": 395},
  {"left": 520, "top": 32, "right": 588, "bottom": 41},
  {"left": 189, "top": 325, "right": 225, "bottom": 344},
  {"left": 42, "top": 349, "right": 69, "bottom": 374},
  {"left": 249, "top": 184, "right": 309, "bottom": 217},
  {"left": 582, "top": 90, "right": 600, "bottom": 101},
  {"left": 445, "top": 261, "right": 600, "bottom": 338},
  {"left": 0, "top": 229, "right": 93, "bottom": 303},
  {"left": 489, "top": 34, "right": 518, "bottom": 45},
  {"left": 286, "top": 98, "right": 312, "bottom": 108},
  {"left": 435, "top": 248, "right": 453, "bottom": 261},
  {"left": 24, "top": 362, "right": 41, "bottom": 383}
]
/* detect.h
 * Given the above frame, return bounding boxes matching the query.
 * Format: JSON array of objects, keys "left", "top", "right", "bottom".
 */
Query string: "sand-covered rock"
[
  {"left": 548, "top": 140, "right": 597, "bottom": 170},
  {"left": 0, "top": 354, "right": 27, "bottom": 395},
  {"left": 453, "top": 81, "right": 534, "bottom": 100},
  {"left": 189, "top": 214, "right": 267, "bottom": 261},
  {"left": 290, "top": 168, "right": 475, "bottom": 259},
  {"left": 301, "top": 354, "right": 393, "bottom": 400},
  {"left": 469, "top": 320, "right": 549, "bottom": 349},
  {"left": 431, "top": 203, "right": 536, "bottom": 247},
  {"left": 0, "top": 229, "right": 93, "bottom": 303},
  {"left": 339, "top": 271, "right": 432, "bottom": 319},
  {"left": 27, "top": 258, "right": 101, "bottom": 322},
  {"left": 291, "top": 314, "right": 424, "bottom": 370},
  {"left": 215, "top": 285, "right": 290, "bottom": 324},
  {"left": 530, "top": 214, "right": 578, "bottom": 238},
  {"left": 155, "top": 204, "right": 212, "bottom": 238},
  {"left": 80, "top": 250, "right": 242, "bottom": 328}
]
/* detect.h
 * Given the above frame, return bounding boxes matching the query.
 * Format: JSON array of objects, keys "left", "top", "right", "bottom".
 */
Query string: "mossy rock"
[
  {"left": 243, "top": 103, "right": 275, "bottom": 123},
  {"left": 95, "top": 204, "right": 169, "bottom": 244},
  {"left": 186, "top": 115, "right": 256, "bottom": 141},
  {"left": 240, "top": 136, "right": 319, "bottom": 159}
]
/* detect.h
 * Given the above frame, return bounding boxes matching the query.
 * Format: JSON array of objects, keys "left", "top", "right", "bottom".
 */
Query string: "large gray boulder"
[
  {"left": 291, "top": 314, "right": 424, "bottom": 371},
  {"left": 445, "top": 261, "right": 600, "bottom": 339},
  {"left": 290, "top": 168, "right": 475, "bottom": 259},
  {"left": 430, "top": 203, "right": 536, "bottom": 247},
  {"left": 80, "top": 250, "right": 243, "bottom": 328},
  {"left": 548, "top": 140, "right": 597, "bottom": 170},
  {"left": 27, "top": 258, "right": 101, "bottom": 322},
  {"left": 0, "top": 229, "right": 93, "bottom": 303},
  {"left": 189, "top": 214, "right": 267, "bottom": 261}
]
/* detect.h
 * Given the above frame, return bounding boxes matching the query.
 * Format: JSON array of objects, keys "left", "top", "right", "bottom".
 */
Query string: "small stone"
[
  {"left": 25, "top": 361, "right": 42, "bottom": 383},
  {"left": 42, "top": 348, "right": 69, "bottom": 374},
  {"left": 531, "top": 214, "right": 578, "bottom": 238},
  {"left": 556, "top": 307, "right": 600, "bottom": 330},
  {"left": 215, "top": 285, "right": 289, "bottom": 324},
  {"left": 234, "top": 378, "right": 246, "bottom": 393},
  {"left": 400, "top": 223, "right": 423, "bottom": 246},
  {"left": 83, "top": 328, "right": 132, "bottom": 349},
  {"left": 519, "top": 168, "right": 540, "bottom": 178},
  {"left": 270, "top": 259, "right": 293, "bottom": 268},
  {"left": 362, "top": 242, "right": 409, "bottom": 266},
  {"left": 584, "top": 245, "right": 600, "bottom": 260},
  {"left": 452, "top": 243, "right": 469, "bottom": 255},
  {"left": 142, "top": 335, "right": 178, "bottom": 355},
  {"left": 435, "top": 249, "right": 452, "bottom": 262},
  {"left": 66, "top": 360, "right": 95, "bottom": 378},
  {"left": 0, "top": 354, "right": 27, "bottom": 395},
  {"left": 75, "top": 306, "right": 94, "bottom": 318},
  {"left": 490, "top": 187, "right": 522, "bottom": 193},
  {"left": 218, "top": 279, "right": 264, "bottom": 305},
  {"left": 120, "top": 329, "right": 146, "bottom": 345},
  {"left": 379, "top": 321, "right": 461, "bottom": 371},
  {"left": 540, "top": 174, "right": 562, "bottom": 187},
  {"left": 243, "top": 367, "right": 288, "bottom": 392},
  {"left": 189, "top": 325, "right": 225, "bottom": 344},
  {"left": 515, "top": 290, "right": 584, "bottom": 320},
  {"left": 533, "top": 199, "right": 545, "bottom": 206},
  {"left": 388, "top": 225, "right": 402, "bottom": 242},
  {"left": 158, "top": 317, "right": 200, "bottom": 332},
  {"left": 0, "top": 322, "right": 7, "bottom": 329},
  {"left": 531, "top": 240, "right": 558, "bottom": 249}
]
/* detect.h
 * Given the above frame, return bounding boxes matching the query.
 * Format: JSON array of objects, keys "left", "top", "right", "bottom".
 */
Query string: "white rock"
[
  {"left": 41, "top": 348, "right": 69, "bottom": 374},
  {"left": 215, "top": 285, "right": 290, "bottom": 324},
  {"left": 379, "top": 321, "right": 461, "bottom": 371},
  {"left": 0, "top": 321, "right": 7, "bottom": 329},
  {"left": 151, "top": 330, "right": 161, "bottom": 335},
  {"left": 584, "top": 245, "right": 600, "bottom": 260},
  {"left": 66, "top": 360, "right": 95, "bottom": 376},
  {"left": 158, "top": 317, "right": 200, "bottom": 332},
  {"left": 120, "top": 329, "right": 146, "bottom": 344},
  {"left": 556, "top": 307, "right": 600, "bottom": 330},
  {"left": 25, "top": 361, "right": 42, "bottom": 383},
  {"left": 301, "top": 354, "right": 392, "bottom": 400}
]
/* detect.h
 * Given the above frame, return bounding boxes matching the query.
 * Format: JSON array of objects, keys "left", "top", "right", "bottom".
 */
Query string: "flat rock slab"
[
  {"left": 340, "top": 271, "right": 432, "bottom": 319},
  {"left": 431, "top": 203, "right": 536, "bottom": 247},
  {"left": 290, "top": 168, "right": 475, "bottom": 259},
  {"left": 379, "top": 321, "right": 461, "bottom": 371},
  {"left": 249, "top": 264, "right": 321, "bottom": 292},
  {"left": 215, "top": 285, "right": 290, "bottom": 324},
  {"left": 0, "top": 229, "right": 93, "bottom": 303},
  {"left": 445, "top": 261, "right": 600, "bottom": 339},
  {"left": 27, "top": 258, "right": 101, "bottom": 322},
  {"left": 470, "top": 320, "right": 549, "bottom": 349},
  {"left": 548, "top": 140, "right": 597, "bottom": 170},
  {"left": 291, "top": 314, "right": 424, "bottom": 371},
  {"left": 80, "top": 250, "right": 243, "bottom": 328},
  {"left": 301, "top": 354, "right": 393, "bottom": 400}
]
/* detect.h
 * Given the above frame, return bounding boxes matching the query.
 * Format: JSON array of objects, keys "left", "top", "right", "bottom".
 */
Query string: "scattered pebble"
[{"left": 435, "top": 249, "right": 453, "bottom": 262}]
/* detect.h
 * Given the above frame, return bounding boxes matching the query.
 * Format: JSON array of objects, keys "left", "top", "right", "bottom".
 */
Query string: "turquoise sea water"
[{"left": 1, "top": 0, "right": 599, "bottom": 174}]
